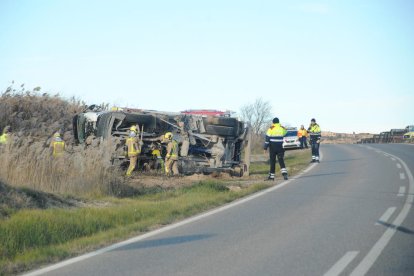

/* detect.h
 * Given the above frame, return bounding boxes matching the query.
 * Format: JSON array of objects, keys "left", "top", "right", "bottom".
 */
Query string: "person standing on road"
[
  {"left": 164, "top": 132, "right": 179, "bottom": 176},
  {"left": 308, "top": 118, "right": 321, "bottom": 163},
  {"left": 126, "top": 126, "right": 141, "bottom": 177},
  {"left": 264, "top": 117, "right": 288, "bottom": 181},
  {"left": 298, "top": 125, "right": 308, "bottom": 149}
]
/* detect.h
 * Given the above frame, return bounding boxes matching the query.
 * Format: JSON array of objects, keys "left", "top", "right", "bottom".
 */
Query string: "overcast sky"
[{"left": 1, "top": 0, "right": 413, "bottom": 134}]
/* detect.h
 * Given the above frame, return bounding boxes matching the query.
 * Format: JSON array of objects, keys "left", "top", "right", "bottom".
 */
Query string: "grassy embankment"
[{"left": 0, "top": 149, "right": 310, "bottom": 275}]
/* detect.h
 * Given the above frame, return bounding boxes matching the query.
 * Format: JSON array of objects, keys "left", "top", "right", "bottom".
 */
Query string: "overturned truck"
[{"left": 73, "top": 106, "right": 251, "bottom": 176}]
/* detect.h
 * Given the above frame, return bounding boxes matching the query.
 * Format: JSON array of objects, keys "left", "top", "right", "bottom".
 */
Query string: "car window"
[{"left": 286, "top": 131, "right": 297, "bottom": 136}]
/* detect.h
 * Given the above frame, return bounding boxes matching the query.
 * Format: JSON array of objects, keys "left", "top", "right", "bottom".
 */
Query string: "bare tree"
[{"left": 240, "top": 98, "right": 273, "bottom": 135}]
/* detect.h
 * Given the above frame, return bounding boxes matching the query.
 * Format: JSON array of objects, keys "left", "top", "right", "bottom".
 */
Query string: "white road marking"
[
  {"left": 391, "top": 157, "right": 396, "bottom": 161},
  {"left": 324, "top": 251, "right": 359, "bottom": 276},
  {"left": 351, "top": 151, "right": 414, "bottom": 276},
  {"left": 383, "top": 153, "right": 389, "bottom": 157},
  {"left": 400, "top": 173, "right": 406, "bottom": 180},
  {"left": 396, "top": 163, "right": 402, "bottom": 169},
  {"left": 397, "top": 186, "right": 406, "bottom": 197},
  {"left": 375, "top": 207, "right": 396, "bottom": 225},
  {"left": 22, "top": 147, "right": 324, "bottom": 276}
]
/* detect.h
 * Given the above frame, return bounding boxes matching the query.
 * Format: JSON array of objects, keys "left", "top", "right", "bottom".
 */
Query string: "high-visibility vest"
[
  {"left": 126, "top": 137, "right": 140, "bottom": 157},
  {"left": 166, "top": 140, "right": 178, "bottom": 160},
  {"left": 265, "top": 123, "right": 287, "bottom": 145},
  {"left": 52, "top": 141, "right": 65, "bottom": 157},
  {"left": 298, "top": 129, "right": 307, "bottom": 137},
  {"left": 309, "top": 124, "right": 321, "bottom": 140},
  {"left": 0, "top": 133, "right": 7, "bottom": 144}
]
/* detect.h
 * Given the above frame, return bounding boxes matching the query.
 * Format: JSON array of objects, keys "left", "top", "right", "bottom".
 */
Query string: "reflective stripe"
[
  {"left": 269, "top": 139, "right": 283, "bottom": 142},
  {"left": 281, "top": 168, "right": 287, "bottom": 173}
]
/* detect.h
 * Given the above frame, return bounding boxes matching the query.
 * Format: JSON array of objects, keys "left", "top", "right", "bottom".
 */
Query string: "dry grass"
[
  {"left": 0, "top": 86, "right": 125, "bottom": 197},
  {"left": 0, "top": 138, "right": 124, "bottom": 197},
  {"left": 0, "top": 86, "right": 83, "bottom": 144}
]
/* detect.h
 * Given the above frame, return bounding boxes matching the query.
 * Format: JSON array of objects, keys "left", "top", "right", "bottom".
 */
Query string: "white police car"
[{"left": 283, "top": 128, "right": 301, "bottom": 149}]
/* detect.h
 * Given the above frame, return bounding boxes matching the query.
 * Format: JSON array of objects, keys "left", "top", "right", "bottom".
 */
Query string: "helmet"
[
  {"left": 130, "top": 125, "right": 138, "bottom": 133},
  {"left": 53, "top": 132, "right": 61, "bottom": 138},
  {"left": 164, "top": 132, "right": 173, "bottom": 140}
]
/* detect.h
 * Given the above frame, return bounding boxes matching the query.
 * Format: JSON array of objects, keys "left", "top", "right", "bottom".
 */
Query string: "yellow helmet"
[
  {"left": 53, "top": 132, "right": 61, "bottom": 138},
  {"left": 130, "top": 125, "right": 138, "bottom": 133},
  {"left": 164, "top": 132, "right": 173, "bottom": 140}
]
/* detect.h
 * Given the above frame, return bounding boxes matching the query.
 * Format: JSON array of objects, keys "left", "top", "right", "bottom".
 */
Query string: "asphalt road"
[{"left": 24, "top": 144, "right": 414, "bottom": 276}]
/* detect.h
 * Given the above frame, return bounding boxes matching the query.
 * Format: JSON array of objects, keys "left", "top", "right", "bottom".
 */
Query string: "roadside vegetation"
[{"left": 0, "top": 87, "right": 311, "bottom": 275}]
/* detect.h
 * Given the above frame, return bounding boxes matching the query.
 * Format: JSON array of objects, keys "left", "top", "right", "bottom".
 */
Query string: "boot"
[{"left": 283, "top": 173, "right": 288, "bottom": 180}]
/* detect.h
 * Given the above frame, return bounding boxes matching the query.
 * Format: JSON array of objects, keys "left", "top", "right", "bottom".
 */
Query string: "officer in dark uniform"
[
  {"left": 308, "top": 118, "right": 321, "bottom": 163},
  {"left": 264, "top": 117, "right": 288, "bottom": 181}
]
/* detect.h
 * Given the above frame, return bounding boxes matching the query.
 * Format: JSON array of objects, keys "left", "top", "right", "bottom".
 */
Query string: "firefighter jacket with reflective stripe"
[
  {"left": 126, "top": 137, "right": 140, "bottom": 157},
  {"left": 264, "top": 123, "right": 287, "bottom": 150},
  {"left": 308, "top": 124, "right": 321, "bottom": 141},
  {"left": 0, "top": 133, "right": 8, "bottom": 144},
  {"left": 166, "top": 140, "right": 179, "bottom": 160},
  {"left": 52, "top": 140, "right": 65, "bottom": 157}
]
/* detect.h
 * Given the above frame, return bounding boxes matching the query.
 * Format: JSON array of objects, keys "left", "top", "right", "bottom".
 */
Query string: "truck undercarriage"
[{"left": 73, "top": 106, "right": 251, "bottom": 176}]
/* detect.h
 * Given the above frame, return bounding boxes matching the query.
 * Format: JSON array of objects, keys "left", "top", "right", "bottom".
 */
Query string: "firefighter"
[
  {"left": 0, "top": 126, "right": 10, "bottom": 145},
  {"left": 298, "top": 125, "right": 308, "bottom": 149},
  {"left": 308, "top": 118, "right": 321, "bottom": 163},
  {"left": 50, "top": 132, "right": 65, "bottom": 157},
  {"left": 151, "top": 143, "right": 164, "bottom": 172},
  {"left": 264, "top": 117, "right": 288, "bottom": 181},
  {"left": 126, "top": 126, "right": 140, "bottom": 177},
  {"left": 164, "top": 132, "right": 179, "bottom": 176}
]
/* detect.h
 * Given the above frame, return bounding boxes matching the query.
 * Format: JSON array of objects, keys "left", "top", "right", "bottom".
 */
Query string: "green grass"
[
  {"left": 0, "top": 181, "right": 270, "bottom": 275},
  {"left": 0, "top": 150, "right": 310, "bottom": 275}
]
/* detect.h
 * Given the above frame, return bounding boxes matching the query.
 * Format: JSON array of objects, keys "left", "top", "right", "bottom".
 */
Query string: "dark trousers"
[
  {"left": 310, "top": 140, "right": 320, "bottom": 159},
  {"left": 269, "top": 144, "right": 286, "bottom": 174},
  {"left": 300, "top": 137, "right": 308, "bottom": 149}
]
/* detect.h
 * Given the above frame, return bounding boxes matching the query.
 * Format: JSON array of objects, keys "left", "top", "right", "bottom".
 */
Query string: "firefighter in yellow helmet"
[
  {"left": 164, "top": 132, "right": 179, "bottom": 176},
  {"left": 50, "top": 132, "right": 66, "bottom": 157},
  {"left": 125, "top": 125, "right": 141, "bottom": 177},
  {"left": 0, "top": 126, "right": 10, "bottom": 145}
]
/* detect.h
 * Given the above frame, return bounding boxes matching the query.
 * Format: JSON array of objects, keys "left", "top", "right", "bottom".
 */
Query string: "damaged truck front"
[{"left": 73, "top": 106, "right": 251, "bottom": 176}]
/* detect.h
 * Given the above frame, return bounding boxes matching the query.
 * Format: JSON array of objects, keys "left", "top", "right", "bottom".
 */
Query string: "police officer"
[
  {"left": 264, "top": 117, "right": 288, "bottom": 181},
  {"left": 308, "top": 118, "right": 321, "bottom": 163},
  {"left": 298, "top": 125, "right": 308, "bottom": 149}
]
